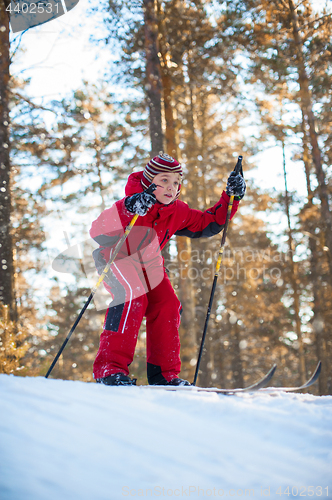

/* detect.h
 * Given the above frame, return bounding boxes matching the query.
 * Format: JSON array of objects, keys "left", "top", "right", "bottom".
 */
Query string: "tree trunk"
[
  {"left": 161, "top": 68, "right": 177, "bottom": 157},
  {"left": 301, "top": 114, "right": 329, "bottom": 395},
  {"left": 143, "top": 0, "right": 164, "bottom": 156},
  {"left": 175, "top": 71, "right": 200, "bottom": 382},
  {"left": 282, "top": 141, "right": 306, "bottom": 385},
  {"left": 0, "top": 1, "right": 15, "bottom": 320},
  {"left": 153, "top": 13, "right": 198, "bottom": 381},
  {"left": 288, "top": 0, "right": 332, "bottom": 282}
]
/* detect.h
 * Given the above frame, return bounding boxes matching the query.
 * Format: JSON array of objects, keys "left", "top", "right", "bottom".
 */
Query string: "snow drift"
[{"left": 1, "top": 374, "right": 331, "bottom": 500}]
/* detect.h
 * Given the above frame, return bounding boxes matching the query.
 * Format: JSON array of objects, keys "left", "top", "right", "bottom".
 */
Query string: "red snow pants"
[{"left": 93, "top": 259, "right": 182, "bottom": 384}]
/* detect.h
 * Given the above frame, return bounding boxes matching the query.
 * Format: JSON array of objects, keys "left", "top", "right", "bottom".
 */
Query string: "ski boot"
[
  {"left": 167, "top": 378, "right": 191, "bottom": 386},
  {"left": 96, "top": 373, "right": 137, "bottom": 386}
]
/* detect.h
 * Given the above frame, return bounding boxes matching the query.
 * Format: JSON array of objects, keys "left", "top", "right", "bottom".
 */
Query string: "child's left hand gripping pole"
[{"left": 45, "top": 183, "right": 157, "bottom": 379}]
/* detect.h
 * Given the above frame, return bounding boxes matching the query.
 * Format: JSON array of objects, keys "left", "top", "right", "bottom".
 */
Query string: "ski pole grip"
[
  {"left": 146, "top": 183, "right": 157, "bottom": 194},
  {"left": 233, "top": 155, "right": 243, "bottom": 176}
]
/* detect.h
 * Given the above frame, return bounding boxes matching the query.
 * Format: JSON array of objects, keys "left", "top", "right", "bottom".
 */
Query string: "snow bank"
[{"left": 0, "top": 374, "right": 331, "bottom": 500}]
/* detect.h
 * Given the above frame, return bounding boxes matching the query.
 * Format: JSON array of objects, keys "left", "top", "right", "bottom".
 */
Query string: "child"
[{"left": 90, "top": 153, "right": 246, "bottom": 386}]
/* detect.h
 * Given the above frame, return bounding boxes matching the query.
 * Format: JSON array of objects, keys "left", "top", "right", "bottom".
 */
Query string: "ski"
[
  {"left": 140, "top": 364, "right": 277, "bottom": 394},
  {"left": 258, "top": 361, "right": 321, "bottom": 394},
  {"left": 140, "top": 361, "right": 321, "bottom": 395}
]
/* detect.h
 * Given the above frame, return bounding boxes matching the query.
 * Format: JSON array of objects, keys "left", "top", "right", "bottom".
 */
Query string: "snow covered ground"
[{"left": 1, "top": 375, "right": 331, "bottom": 500}]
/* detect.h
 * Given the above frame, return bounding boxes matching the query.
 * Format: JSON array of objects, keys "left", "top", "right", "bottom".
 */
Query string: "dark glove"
[
  {"left": 226, "top": 172, "right": 246, "bottom": 200},
  {"left": 125, "top": 184, "right": 157, "bottom": 216}
]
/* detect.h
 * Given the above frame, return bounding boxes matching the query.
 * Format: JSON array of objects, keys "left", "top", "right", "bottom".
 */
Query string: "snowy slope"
[{"left": 1, "top": 375, "right": 332, "bottom": 500}]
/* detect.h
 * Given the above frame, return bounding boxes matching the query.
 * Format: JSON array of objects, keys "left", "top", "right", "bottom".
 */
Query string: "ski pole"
[
  {"left": 193, "top": 156, "right": 243, "bottom": 386},
  {"left": 45, "top": 183, "right": 156, "bottom": 379}
]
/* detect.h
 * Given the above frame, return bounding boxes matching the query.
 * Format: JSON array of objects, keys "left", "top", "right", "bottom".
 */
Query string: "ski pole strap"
[{"left": 91, "top": 213, "right": 139, "bottom": 295}]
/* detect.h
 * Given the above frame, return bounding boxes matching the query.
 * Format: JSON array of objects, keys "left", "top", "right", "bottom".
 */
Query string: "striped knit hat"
[{"left": 141, "top": 153, "right": 183, "bottom": 199}]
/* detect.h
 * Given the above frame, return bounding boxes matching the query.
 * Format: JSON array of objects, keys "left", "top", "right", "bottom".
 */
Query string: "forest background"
[{"left": 0, "top": 0, "right": 331, "bottom": 394}]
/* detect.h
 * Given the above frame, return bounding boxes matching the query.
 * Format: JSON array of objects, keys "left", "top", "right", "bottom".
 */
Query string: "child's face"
[{"left": 153, "top": 173, "right": 181, "bottom": 204}]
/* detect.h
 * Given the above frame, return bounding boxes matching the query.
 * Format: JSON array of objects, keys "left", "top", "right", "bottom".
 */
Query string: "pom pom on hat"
[{"left": 141, "top": 152, "right": 183, "bottom": 199}]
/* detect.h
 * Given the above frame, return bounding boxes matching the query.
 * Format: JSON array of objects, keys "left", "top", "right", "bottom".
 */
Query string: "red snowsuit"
[{"left": 90, "top": 171, "right": 240, "bottom": 384}]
